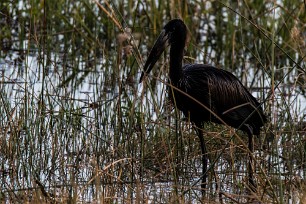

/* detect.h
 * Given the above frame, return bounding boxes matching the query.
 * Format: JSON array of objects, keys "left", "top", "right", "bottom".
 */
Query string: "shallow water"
[{"left": 0, "top": 0, "right": 305, "bottom": 203}]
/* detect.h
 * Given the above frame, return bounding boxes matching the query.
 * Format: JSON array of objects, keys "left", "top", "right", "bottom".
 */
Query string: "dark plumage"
[
  {"left": 171, "top": 64, "right": 266, "bottom": 136},
  {"left": 140, "top": 19, "right": 266, "bottom": 193}
]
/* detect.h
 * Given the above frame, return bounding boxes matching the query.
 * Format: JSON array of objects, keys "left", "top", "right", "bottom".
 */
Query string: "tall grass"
[{"left": 0, "top": 0, "right": 305, "bottom": 203}]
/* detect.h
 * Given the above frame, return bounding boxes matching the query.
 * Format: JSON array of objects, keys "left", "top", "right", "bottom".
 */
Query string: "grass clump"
[{"left": 0, "top": 0, "right": 305, "bottom": 203}]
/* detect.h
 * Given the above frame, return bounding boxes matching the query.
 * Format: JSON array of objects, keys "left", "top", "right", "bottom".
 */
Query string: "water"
[{"left": 1, "top": 0, "right": 305, "bottom": 203}]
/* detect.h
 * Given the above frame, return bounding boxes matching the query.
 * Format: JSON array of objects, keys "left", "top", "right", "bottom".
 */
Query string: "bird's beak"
[{"left": 139, "top": 29, "right": 169, "bottom": 83}]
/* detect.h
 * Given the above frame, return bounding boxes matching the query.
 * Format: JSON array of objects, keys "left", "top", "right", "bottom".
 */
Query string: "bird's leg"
[
  {"left": 248, "top": 135, "right": 257, "bottom": 193},
  {"left": 196, "top": 125, "right": 207, "bottom": 194}
]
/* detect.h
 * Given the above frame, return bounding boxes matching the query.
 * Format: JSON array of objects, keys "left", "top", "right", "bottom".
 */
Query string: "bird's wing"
[
  {"left": 182, "top": 64, "right": 258, "bottom": 107},
  {"left": 180, "top": 64, "right": 266, "bottom": 129}
]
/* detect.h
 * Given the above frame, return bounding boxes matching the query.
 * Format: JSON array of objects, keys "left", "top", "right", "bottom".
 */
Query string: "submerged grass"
[{"left": 0, "top": 0, "right": 305, "bottom": 203}]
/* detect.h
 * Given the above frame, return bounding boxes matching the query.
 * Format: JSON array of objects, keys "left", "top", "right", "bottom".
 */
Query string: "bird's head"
[{"left": 139, "top": 19, "right": 187, "bottom": 83}]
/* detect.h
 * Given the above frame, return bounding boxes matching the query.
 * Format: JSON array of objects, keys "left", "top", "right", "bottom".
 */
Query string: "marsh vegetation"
[{"left": 0, "top": 0, "right": 305, "bottom": 203}]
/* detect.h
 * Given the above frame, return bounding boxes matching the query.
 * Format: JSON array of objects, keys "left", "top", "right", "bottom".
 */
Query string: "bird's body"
[
  {"left": 169, "top": 64, "right": 265, "bottom": 136},
  {"left": 140, "top": 19, "right": 266, "bottom": 194}
]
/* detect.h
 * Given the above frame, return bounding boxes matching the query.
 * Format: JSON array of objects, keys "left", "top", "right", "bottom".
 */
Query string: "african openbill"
[{"left": 139, "top": 19, "right": 266, "bottom": 193}]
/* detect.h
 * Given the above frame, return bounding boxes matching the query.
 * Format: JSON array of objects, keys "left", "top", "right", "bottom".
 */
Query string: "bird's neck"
[{"left": 169, "top": 43, "right": 184, "bottom": 84}]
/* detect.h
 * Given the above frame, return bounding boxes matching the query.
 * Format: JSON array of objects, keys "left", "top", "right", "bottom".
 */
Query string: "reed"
[{"left": 0, "top": 0, "right": 305, "bottom": 203}]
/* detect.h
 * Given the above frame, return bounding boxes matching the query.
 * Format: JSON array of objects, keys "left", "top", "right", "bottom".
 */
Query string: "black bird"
[{"left": 139, "top": 19, "right": 266, "bottom": 193}]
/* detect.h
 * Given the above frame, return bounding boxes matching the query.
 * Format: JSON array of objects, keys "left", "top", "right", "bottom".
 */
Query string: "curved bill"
[{"left": 139, "top": 29, "right": 169, "bottom": 83}]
